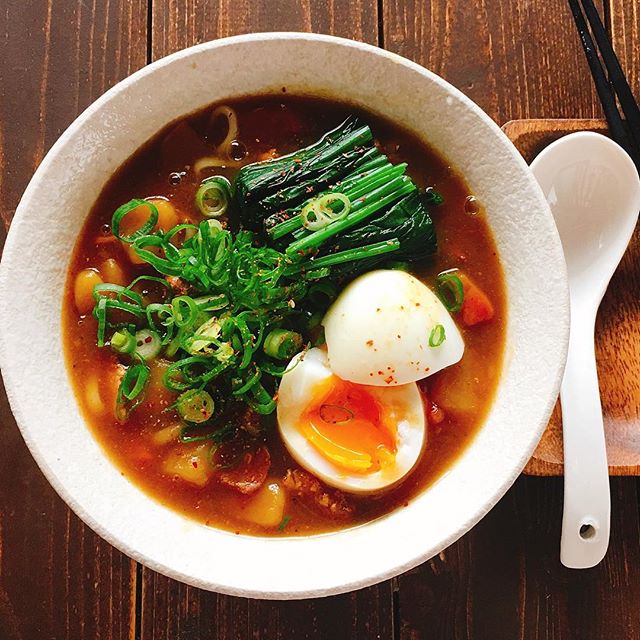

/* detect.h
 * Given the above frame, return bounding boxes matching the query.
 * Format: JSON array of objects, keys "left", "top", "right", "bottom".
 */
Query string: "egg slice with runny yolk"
[{"left": 277, "top": 348, "right": 426, "bottom": 493}]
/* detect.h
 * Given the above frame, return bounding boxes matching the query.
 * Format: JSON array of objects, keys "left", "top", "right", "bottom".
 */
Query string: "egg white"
[
  {"left": 322, "top": 269, "right": 465, "bottom": 386},
  {"left": 277, "top": 348, "right": 426, "bottom": 494}
]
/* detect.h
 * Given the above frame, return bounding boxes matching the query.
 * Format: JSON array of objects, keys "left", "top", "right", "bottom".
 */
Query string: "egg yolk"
[{"left": 299, "top": 376, "right": 397, "bottom": 473}]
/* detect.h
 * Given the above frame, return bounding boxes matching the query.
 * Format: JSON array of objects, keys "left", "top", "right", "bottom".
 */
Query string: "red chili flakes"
[
  {"left": 384, "top": 375, "right": 394, "bottom": 384},
  {"left": 192, "top": 461, "right": 198, "bottom": 469},
  {"left": 366, "top": 340, "right": 374, "bottom": 347}
]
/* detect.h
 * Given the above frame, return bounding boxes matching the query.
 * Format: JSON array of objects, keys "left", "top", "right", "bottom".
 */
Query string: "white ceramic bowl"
[{"left": 0, "top": 33, "right": 569, "bottom": 599}]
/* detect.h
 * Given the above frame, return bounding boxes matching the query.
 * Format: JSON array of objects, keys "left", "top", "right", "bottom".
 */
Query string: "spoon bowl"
[
  {"left": 532, "top": 132, "right": 640, "bottom": 304},
  {"left": 531, "top": 131, "right": 640, "bottom": 569}
]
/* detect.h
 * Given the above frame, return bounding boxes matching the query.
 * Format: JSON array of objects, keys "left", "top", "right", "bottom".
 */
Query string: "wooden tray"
[{"left": 503, "top": 119, "right": 640, "bottom": 476}]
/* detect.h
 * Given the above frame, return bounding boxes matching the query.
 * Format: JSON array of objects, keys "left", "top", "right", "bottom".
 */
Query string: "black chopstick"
[{"left": 567, "top": 0, "right": 640, "bottom": 168}]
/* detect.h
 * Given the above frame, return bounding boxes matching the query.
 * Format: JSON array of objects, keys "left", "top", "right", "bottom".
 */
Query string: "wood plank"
[
  {"left": 610, "top": 0, "right": 639, "bottom": 96},
  {"left": 0, "top": 1, "right": 147, "bottom": 637},
  {"left": 395, "top": 477, "right": 640, "bottom": 640},
  {"left": 152, "top": 0, "right": 378, "bottom": 59},
  {"left": 141, "top": 2, "right": 390, "bottom": 638},
  {"left": 382, "top": 0, "right": 605, "bottom": 124}
]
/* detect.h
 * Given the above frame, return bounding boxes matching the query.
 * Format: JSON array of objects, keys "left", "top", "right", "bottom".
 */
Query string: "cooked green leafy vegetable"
[
  {"left": 234, "top": 116, "right": 379, "bottom": 230},
  {"left": 326, "top": 191, "right": 437, "bottom": 261}
]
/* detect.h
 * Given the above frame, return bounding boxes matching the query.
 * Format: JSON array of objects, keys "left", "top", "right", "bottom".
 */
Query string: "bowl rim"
[{"left": 0, "top": 32, "right": 569, "bottom": 598}]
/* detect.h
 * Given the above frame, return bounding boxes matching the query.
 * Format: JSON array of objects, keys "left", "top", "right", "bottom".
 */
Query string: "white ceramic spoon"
[{"left": 531, "top": 132, "right": 640, "bottom": 569}]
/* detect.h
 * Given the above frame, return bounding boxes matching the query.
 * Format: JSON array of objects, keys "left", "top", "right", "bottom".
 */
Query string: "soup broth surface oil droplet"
[
  {"left": 229, "top": 140, "right": 247, "bottom": 161},
  {"left": 168, "top": 172, "right": 183, "bottom": 186},
  {"left": 464, "top": 195, "right": 481, "bottom": 216}
]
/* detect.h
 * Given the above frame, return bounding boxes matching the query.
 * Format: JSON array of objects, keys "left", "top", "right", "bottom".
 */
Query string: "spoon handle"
[{"left": 560, "top": 311, "right": 611, "bottom": 569}]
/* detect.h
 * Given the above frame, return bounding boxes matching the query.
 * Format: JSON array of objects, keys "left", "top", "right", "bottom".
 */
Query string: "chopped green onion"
[
  {"left": 172, "top": 296, "right": 200, "bottom": 328},
  {"left": 232, "top": 368, "right": 262, "bottom": 396},
  {"left": 112, "top": 199, "right": 158, "bottom": 242},
  {"left": 436, "top": 272, "right": 465, "bottom": 313},
  {"left": 93, "top": 283, "right": 143, "bottom": 306},
  {"left": 110, "top": 329, "right": 136, "bottom": 354},
  {"left": 115, "top": 362, "right": 150, "bottom": 421},
  {"left": 278, "top": 515, "right": 291, "bottom": 531},
  {"left": 179, "top": 424, "right": 219, "bottom": 443},
  {"left": 176, "top": 389, "right": 215, "bottom": 423},
  {"left": 300, "top": 193, "right": 350, "bottom": 231},
  {"left": 193, "top": 294, "right": 228, "bottom": 311},
  {"left": 195, "top": 176, "right": 232, "bottom": 218},
  {"left": 186, "top": 317, "right": 222, "bottom": 355},
  {"left": 125, "top": 275, "right": 173, "bottom": 302},
  {"left": 429, "top": 324, "right": 446, "bottom": 347},
  {"left": 146, "top": 303, "right": 175, "bottom": 345},
  {"left": 263, "top": 329, "right": 303, "bottom": 360},
  {"left": 134, "top": 329, "right": 162, "bottom": 360}
]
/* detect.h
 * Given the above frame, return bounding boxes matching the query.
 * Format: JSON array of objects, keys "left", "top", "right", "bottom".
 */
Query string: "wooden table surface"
[{"left": 1, "top": 1, "right": 639, "bottom": 638}]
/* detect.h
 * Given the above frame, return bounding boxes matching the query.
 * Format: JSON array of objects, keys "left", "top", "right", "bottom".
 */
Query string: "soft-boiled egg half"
[
  {"left": 277, "top": 348, "right": 426, "bottom": 493},
  {"left": 323, "top": 269, "right": 464, "bottom": 386}
]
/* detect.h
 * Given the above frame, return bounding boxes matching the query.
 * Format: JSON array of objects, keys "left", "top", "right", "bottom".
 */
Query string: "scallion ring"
[
  {"left": 172, "top": 296, "right": 200, "bottom": 328},
  {"left": 110, "top": 329, "right": 136, "bottom": 355},
  {"left": 435, "top": 272, "right": 465, "bottom": 313},
  {"left": 93, "top": 283, "right": 143, "bottom": 306},
  {"left": 195, "top": 176, "right": 232, "bottom": 218},
  {"left": 429, "top": 324, "right": 446, "bottom": 348},
  {"left": 134, "top": 329, "right": 162, "bottom": 360},
  {"left": 263, "top": 329, "right": 304, "bottom": 360},
  {"left": 300, "top": 193, "right": 350, "bottom": 230},
  {"left": 112, "top": 199, "right": 158, "bottom": 242},
  {"left": 115, "top": 362, "right": 150, "bottom": 421},
  {"left": 176, "top": 389, "right": 215, "bottom": 423}
]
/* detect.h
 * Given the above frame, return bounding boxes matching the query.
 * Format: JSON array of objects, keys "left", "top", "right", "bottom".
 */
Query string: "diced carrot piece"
[{"left": 458, "top": 273, "right": 494, "bottom": 326}]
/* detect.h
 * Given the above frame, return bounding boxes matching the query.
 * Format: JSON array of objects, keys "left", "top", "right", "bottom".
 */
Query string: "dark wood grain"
[
  {"left": 382, "top": 0, "right": 605, "bottom": 125},
  {"left": 610, "top": 1, "right": 640, "bottom": 97},
  {"left": 0, "top": 1, "right": 146, "bottom": 638},
  {"left": 395, "top": 477, "right": 640, "bottom": 640},
  {"left": 151, "top": 0, "right": 378, "bottom": 60}
]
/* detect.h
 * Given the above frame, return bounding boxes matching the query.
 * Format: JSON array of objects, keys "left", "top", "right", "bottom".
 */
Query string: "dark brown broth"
[{"left": 63, "top": 96, "right": 506, "bottom": 536}]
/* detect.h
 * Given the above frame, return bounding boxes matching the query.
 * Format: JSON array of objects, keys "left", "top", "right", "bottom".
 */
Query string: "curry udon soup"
[{"left": 63, "top": 96, "right": 505, "bottom": 536}]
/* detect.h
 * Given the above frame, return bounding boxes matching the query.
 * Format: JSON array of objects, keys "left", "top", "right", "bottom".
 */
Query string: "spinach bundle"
[{"left": 234, "top": 115, "right": 442, "bottom": 271}]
